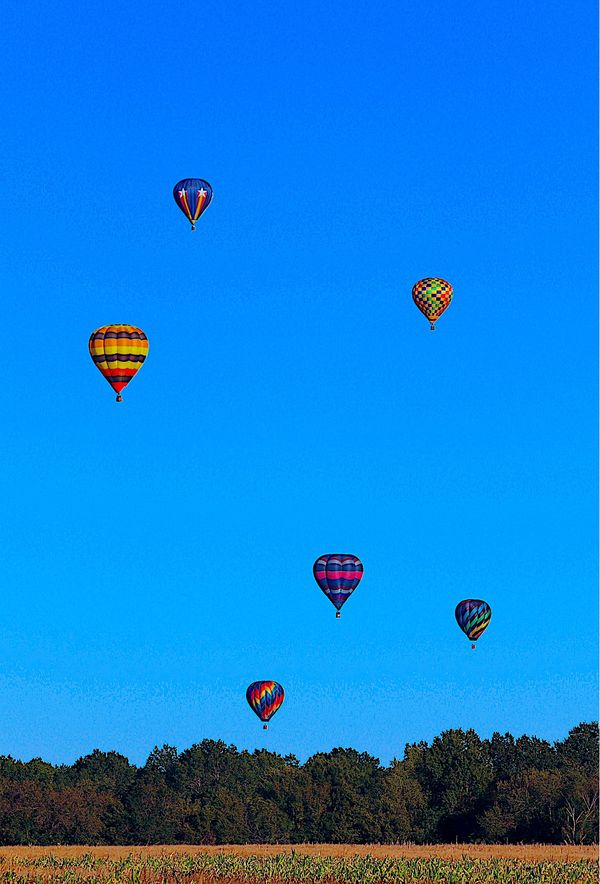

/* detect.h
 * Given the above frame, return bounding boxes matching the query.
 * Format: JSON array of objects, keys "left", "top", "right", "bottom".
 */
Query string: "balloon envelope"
[
  {"left": 246, "top": 681, "right": 285, "bottom": 723},
  {"left": 89, "top": 325, "right": 148, "bottom": 401},
  {"left": 173, "top": 178, "right": 213, "bottom": 229},
  {"left": 455, "top": 599, "right": 491, "bottom": 642},
  {"left": 412, "top": 278, "right": 453, "bottom": 328},
  {"left": 313, "top": 554, "right": 363, "bottom": 613}
]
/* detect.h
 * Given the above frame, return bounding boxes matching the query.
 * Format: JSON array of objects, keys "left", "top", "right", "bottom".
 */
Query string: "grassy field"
[{"left": 0, "top": 845, "right": 595, "bottom": 883}]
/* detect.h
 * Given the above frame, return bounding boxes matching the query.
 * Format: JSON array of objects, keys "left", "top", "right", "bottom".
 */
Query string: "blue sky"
[{"left": 0, "top": 0, "right": 596, "bottom": 765}]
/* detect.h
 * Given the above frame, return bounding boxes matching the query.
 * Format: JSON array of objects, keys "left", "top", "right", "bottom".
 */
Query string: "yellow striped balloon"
[{"left": 89, "top": 325, "right": 149, "bottom": 402}]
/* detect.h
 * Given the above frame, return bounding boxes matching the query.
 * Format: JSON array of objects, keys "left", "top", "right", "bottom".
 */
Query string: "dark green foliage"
[
  {"left": 479, "top": 723, "right": 599, "bottom": 845},
  {"left": 302, "top": 748, "right": 384, "bottom": 842},
  {"left": 408, "top": 729, "right": 494, "bottom": 841},
  {"left": 0, "top": 722, "right": 595, "bottom": 845}
]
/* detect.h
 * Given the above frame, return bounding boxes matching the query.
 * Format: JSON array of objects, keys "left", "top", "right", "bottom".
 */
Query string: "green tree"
[
  {"left": 70, "top": 749, "right": 135, "bottom": 792},
  {"left": 303, "top": 748, "right": 384, "bottom": 842},
  {"left": 412, "top": 729, "right": 494, "bottom": 841},
  {"left": 556, "top": 722, "right": 599, "bottom": 777},
  {"left": 379, "top": 754, "right": 427, "bottom": 842},
  {"left": 556, "top": 723, "right": 599, "bottom": 844},
  {"left": 479, "top": 769, "right": 564, "bottom": 842},
  {"left": 145, "top": 744, "right": 179, "bottom": 782},
  {"left": 124, "top": 776, "right": 195, "bottom": 843}
]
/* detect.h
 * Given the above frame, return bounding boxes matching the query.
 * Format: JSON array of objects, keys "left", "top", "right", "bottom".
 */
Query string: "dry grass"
[{"left": 0, "top": 843, "right": 595, "bottom": 861}]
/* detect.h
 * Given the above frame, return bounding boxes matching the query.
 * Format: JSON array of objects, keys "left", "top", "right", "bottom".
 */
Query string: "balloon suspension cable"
[
  {"left": 336, "top": 611, "right": 341, "bottom": 619},
  {"left": 263, "top": 724, "right": 268, "bottom": 730},
  {"left": 430, "top": 322, "right": 435, "bottom": 331},
  {"left": 116, "top": 394, "right": 123, "bottom": 402}
]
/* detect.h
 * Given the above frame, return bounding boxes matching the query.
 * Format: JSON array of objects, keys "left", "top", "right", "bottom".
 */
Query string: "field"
[{"left": 0, "top": 845, "right": 595, "bottom": 883}]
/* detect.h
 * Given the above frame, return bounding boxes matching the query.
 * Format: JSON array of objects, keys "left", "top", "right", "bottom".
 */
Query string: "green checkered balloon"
[{"left": 412, "top": 278, "right": 453, "bottom": 330}]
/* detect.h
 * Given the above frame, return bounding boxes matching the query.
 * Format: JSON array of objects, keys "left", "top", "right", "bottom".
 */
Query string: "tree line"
[{"left": 0, "top": 722, "right": 595, "bottom": 845}]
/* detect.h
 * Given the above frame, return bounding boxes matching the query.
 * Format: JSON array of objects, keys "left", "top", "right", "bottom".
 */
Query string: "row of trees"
[{"left": 0, "top": 722, "right": 595, "bottom": 845}]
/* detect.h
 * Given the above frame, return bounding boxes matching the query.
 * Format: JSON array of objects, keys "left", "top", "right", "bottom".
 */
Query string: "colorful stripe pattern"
[
  {"left": 313, "top": 554, "right": 363, "bottom": 613},
  {"left": 455, "top": 599, "right": 492, "bottom": 642},
  {"left": 412, "top": 277, "right": 453, "bottom": 328},
  {"left": 246, "top": 681, "right": 285, "bottom": 725},
  {"left": 89, "top": 325, "right": 149, "bottom": 400},
  {"left": 173, "top": 178, "right": 213, "bottom": 229}
]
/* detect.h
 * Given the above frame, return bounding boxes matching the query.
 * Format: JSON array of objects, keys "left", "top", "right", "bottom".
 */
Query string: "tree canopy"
[{"left": 0, "top": 723, "right": 595, "bottom": 845}]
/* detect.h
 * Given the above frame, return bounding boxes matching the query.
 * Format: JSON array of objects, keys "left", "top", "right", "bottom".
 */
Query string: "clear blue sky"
[{"left": 0, "top": 0, "right": 596, "bottom": 765}]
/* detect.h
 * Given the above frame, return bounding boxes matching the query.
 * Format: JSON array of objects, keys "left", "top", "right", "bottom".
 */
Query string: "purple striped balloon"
[{"left": 313, "top": 554, "right": 363, "bottom": 618}]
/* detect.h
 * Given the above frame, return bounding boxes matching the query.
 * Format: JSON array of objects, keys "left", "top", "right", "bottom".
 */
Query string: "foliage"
[{"left": 0, "top": 723, "right": 594, "bottom": 845}]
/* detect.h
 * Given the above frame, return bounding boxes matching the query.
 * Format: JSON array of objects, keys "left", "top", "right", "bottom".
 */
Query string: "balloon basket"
[
  {"left": 471, "top": 643, "right": 476, "bottom": 650},
  {"left": 335, "top": 611, "right": 341, "bottom": 619},
  {"left": 430, "top": 322, "right": 435, "bottom": 331},
  {"left": 263, "top": 724, "right": 268, "bottom": 730},
  {"left": 116, "top": 395, "right": 122, "bottom": 402}
]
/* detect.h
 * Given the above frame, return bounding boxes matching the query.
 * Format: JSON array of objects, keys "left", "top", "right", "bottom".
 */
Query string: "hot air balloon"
[
  {"left": 313, "top": 554, "right": 363, "bottom": 618},
  {"left": 173, "top": 178, "right": 213, "bottom": 230},
  {"left": 89, "top": 325, "right": 149, "bottom": 402},
  {"left": 455, "top": 599, "right": 491, "bottom": 649},
  {"left": 412, "top": 278, "right": 453, "bottom": 330},
  {"left": 246, "top": 681, "right": 285, "bottom": 730}
]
